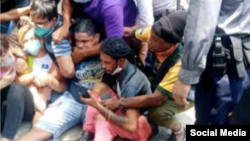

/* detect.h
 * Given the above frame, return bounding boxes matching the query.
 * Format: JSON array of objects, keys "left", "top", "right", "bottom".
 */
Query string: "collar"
[
  {"left": 118, "top": 61, "right": 135, "bottom": 85},
  {"left": 155, "top": 43, "right": 180, "bottom": 63}
]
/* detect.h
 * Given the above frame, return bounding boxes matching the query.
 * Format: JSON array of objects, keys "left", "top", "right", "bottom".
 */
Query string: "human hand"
[{"left": 172, "top": 79, "right": 191, "bottom": 105}]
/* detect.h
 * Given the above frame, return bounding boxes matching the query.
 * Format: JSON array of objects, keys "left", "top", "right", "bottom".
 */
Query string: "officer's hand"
[
  {"left": 52, "top": 25, "right": 70, "bottom": 44},
  {"left": 172, "top": 79, "right": 190, "bottom": 106}
]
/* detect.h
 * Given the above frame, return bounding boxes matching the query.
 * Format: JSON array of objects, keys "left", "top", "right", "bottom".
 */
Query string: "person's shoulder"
[{"left": 101, "top": 0, "right": 122, "bottom": 10}]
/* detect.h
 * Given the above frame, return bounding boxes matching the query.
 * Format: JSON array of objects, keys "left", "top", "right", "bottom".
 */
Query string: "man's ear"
[
  {"left": 94, "top": 33, "right": 100, "bottom": 43},
  {"left": 52, "top": 17, "right": 57, "bottom": 25},
  {"left": 119, "top": 58, "right": 126, "bottom": 67}
]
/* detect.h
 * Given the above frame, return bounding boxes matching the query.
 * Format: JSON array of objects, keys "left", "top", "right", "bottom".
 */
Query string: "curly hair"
[{"left": 100, "top": 37, "right": 132, "bottom": 60}]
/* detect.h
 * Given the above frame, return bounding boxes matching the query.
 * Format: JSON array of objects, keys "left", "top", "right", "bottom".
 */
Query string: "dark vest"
[{"left": 151, "top": 44, "right": 182, "bottom": 92}]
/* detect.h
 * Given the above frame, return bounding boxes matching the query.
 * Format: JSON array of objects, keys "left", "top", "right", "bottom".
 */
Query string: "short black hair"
[
  {"left": 74, "top": 19, "right": 100, "bottom": 36},
  {"left": 100, "top": 37, "right": 131, "bottom": 60},
  {"left": 31, "top": 0, "right": 57, "bottom": 21}
]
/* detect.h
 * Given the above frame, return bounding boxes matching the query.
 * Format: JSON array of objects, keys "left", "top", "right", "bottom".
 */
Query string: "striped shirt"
[{"left": 44, "top": 15, "right": 72, "bottom": 60}]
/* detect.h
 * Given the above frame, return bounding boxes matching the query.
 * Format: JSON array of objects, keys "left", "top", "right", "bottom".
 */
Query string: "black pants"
[
  {"left": 1, "top": 83, "right": 35, "bottom": 140},
  {"left": 230, "top": 86, "right": 250, "bottom": 124}
]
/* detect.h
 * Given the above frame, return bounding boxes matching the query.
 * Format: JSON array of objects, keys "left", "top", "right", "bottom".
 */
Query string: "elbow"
[
  {"left": 60, "top": 67, "right": 75, "bottom": 79},
  {"left": 126, "top": 124, "right": 137, "bottom": 133},
  {"left": 149, "top": 94, "right": 166, "bottom": 106}
]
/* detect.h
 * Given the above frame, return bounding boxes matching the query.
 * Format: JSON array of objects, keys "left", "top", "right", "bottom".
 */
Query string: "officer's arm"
[
  {"left": 179, "top": 0, "right": 223, "bottom": 84},
  {"left": 0, "top": 6, "right": 30, "bottom": 22}
]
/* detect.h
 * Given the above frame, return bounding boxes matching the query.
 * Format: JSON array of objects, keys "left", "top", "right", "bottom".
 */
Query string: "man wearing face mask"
[
  {"left": 99, "top": 37, "right": 151, "bottom": 100},
  {"left": 29, "top": 0, "right": 75, "bottom": 78},
  {"left": 17, "top": 18, "right": 104, "bottom": 141}
]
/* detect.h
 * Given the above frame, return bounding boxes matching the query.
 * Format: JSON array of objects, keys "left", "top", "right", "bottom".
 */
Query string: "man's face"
[
  {"left": 100, "top": 52, "right": 118, "bottom": 74},
  {"left": 30, "top": 12, "right": 55, "bottom": 29},
  {"left": 74, "top": 32, "right": 98, "bottom": 50},
  {"left": 149, "top": 30, "right": 172, "bottom": 53}
]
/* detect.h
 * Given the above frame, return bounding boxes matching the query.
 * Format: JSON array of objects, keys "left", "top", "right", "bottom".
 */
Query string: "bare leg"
[
  {"left": 17, "top": 127, "right": 52, "bottom": 141},
  {"left": 29, "top": 86, "right": 46, "bottom": 113},
  {"left": 169, "top": 120, "right": 185, "bottom": 141}
]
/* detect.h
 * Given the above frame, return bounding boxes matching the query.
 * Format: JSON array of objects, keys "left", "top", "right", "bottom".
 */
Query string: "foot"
[
  {"left": 168, "top": 127, "right": 186, "bottom": 141},
  {"left": 79, "top": 131, "right": 94, "bottom": 141}
]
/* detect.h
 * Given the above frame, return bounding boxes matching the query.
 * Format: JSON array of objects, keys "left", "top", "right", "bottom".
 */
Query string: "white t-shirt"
[{"left": 32, "top": 54, "right": 53, "bottom": 73}]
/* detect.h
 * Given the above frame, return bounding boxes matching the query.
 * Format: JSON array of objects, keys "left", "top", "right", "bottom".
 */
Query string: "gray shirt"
[{"left": 179, "top": 0, "right": 250, "bottom": 84}]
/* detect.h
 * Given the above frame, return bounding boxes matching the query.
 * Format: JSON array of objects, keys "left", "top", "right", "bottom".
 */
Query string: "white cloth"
[
  {"left": 134, "top": 0, "right": 177, "bottom": 27},
  {"left": 153, "top": 0, "right": 177, "bottom": 16},
  {"left": 32, "top": 54, "right": 53, "bottom": 74}
]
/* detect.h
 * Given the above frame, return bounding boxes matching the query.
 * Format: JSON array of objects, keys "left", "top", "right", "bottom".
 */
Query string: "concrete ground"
[{"left": 9, "top": 107, "right": 195, "bottom": 141}]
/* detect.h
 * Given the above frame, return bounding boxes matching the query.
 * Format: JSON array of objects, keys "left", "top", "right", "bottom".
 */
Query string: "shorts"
[{"left": 35, "top": 91, "right": 87, "bottom": 139}]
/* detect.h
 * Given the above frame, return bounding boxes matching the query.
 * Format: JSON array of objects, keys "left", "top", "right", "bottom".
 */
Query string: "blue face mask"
[
  {"left": 73, "top": 0, "right": 92, "bottom": 3},
  {"left": 23, "top": 40, "right": 42, "bottom": 55},
  {"left": 34, "top": 27, "right": 52, "bottom": 38},
  {"left": 0, "top": 55, "right": 15, "bottom": 67}
]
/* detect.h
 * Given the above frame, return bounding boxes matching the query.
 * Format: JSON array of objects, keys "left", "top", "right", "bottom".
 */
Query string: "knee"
[
  {"left": 92, "top": 82, "right": 110, "bottom": 96},
  {"left": 7, "top": 84, "right": 26, "bottom": 100},
  {"left": 149, "top": 107, "right": 174, "bottom": 127},
  {"left": 95, "top": 114, "right": 106, "bottom": 121}
]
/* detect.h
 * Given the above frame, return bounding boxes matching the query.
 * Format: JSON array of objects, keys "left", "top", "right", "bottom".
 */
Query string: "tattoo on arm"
[{"left": 101, "top": 107, "right": 129, "bottom": 126}]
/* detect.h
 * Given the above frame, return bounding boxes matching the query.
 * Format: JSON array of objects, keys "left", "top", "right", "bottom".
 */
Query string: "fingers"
[{"left": 180, "top": 96, "right": 190, "bottom": 105}]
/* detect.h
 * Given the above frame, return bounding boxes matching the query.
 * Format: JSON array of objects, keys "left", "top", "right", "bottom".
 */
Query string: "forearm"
[
  {"left": 0, "top": 6, "right": 30, "bottom": 22},
  {"left": 48, "top": 76, "right": 66, "bottom": 92},
  {"left": 16, "top": 74, "right": 35, "bottom": 85},
  {"left": 139, "top": 43, "right": 148, "bottom": 56},
  {"left": 120, "top": 93, "right": 166, "bottom": 108},
  {"left": 96, "top": 104, "right": 129, "bottom": 126},
  {"left": 62, "top": 0, "right": 73, "bottom": 27},
  {"left": 83, "top": 44, "right": 100, "bottom": 58}
]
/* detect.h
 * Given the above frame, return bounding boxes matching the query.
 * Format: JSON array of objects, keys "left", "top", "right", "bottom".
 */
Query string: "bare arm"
[
  {"left": 0, "top": 6, "right": 30, "bottom": 22},
  {"left": 16, "top": 73, "right": 35, "bottom": 86},
  {"left": 96, "top": 104, "right": 140, "bottom": 133},
  {"left": 62, "top": 0, "right": 72, "bottom": 27},
  {"left": 120, "top": 90, "right": 166, "bottom": 108},
  {"left": 47, "top": 64, "right": 67, "bottom": 92},
  {"left": 52, "top": 0, "right": 73, "bottom": 43},
  {"left": 83, "top": 44, "right": 100, "bottom": 58},
  {"left": 56, "top": 55, "right": 75, "bottom": 78}
]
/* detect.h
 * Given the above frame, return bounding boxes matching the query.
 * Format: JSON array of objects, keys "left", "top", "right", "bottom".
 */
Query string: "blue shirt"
[
  {"left": 102, "top": 61, "right": 152, "bottom": 98},
  {"left": 68, "top": 56, "right": 104, "bottom": 103}
]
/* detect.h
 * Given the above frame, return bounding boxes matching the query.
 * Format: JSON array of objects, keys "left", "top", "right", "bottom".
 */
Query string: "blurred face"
[
  {"left": 23, "top": 29, "right": 43, "bottom": 56},
  {"left": 74, "top": 32, "right": 99, "bottom": 50},
  {"left": 149, "top": 30, "right": 172, "bottom": 53},
  {"left": 0, "top": 45, "right": 6, "bottom": 57},
  {"left": 100, "top": 52, "right": 119, "bottom": 74},
  {"left": 30, "top": 12, "right": 56, "bottom": 29},
  {"left": 0, "top": 48, "right": 14, "bottom": 69},
  {"left": 23, "top": 29, "right": 40, "bottom": 45}
]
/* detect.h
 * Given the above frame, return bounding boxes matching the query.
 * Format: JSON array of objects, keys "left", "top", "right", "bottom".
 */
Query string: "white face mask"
[
  {"left": 111, "top": 67, "right": 122, "bottom": 75},
  {"left": 0, "top": 53, "right": 15, "bottom": 67}
]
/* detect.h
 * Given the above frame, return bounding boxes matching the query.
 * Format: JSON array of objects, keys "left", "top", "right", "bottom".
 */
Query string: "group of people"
[{"left": 1, "top": 0, "right": 250, "bottom": 141}]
